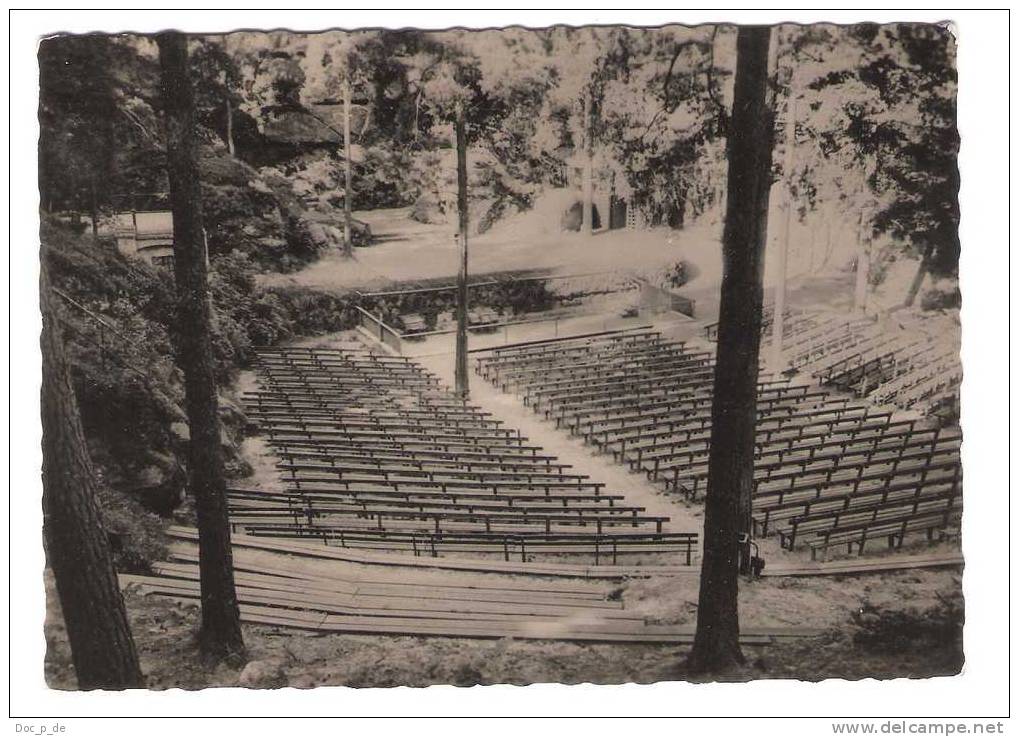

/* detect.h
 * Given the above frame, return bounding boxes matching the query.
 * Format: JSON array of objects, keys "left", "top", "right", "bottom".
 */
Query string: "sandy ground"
[
  {"left": 255, "top": 204, "right": 889, "bottom": 316},
  {"left": 45, "top": 558, "right": 963, "bottom": 690},
  {"left": 258, "top": 207, "right": 720, "bottom": 293}
]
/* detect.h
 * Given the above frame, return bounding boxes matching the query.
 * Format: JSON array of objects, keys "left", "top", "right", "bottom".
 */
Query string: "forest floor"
[{"left": 44, "top": 557, "right": 963, "bottom": 690}]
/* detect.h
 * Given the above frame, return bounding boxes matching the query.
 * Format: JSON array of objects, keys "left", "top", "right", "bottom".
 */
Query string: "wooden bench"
[
  {"left": 805, "top": 507, "right": 961, "bottom": 560},
  {"left": 401, "top": 313, "right": 428, "bottom": 335},
  {"left": 240, "top": 524, "right": 698, "bottom": 565}
]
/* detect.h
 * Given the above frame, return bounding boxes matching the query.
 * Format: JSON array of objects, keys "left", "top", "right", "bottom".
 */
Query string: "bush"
[
  {"left": 852, "top": 594, "right": 964, "bottom": 659},
  {"left": 42, "top": 222, "right": 362, "bottom": 570},
  {"left": 921, "top": 285, "right": 962, "bottom": 311},
  {"left": 199, "top": 151, "right": 332, "bottom": 272}
]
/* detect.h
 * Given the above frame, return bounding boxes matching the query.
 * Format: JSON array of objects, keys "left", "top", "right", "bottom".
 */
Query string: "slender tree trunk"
[
  {"left": 40, "top": 270, "right": 144, "bottom": 690},
  {"left": 225, "top": 98, "right": 235, "bottom": 157},
  {"left": 581, "top": 91, "right": 594, "bottom": 236},
  {"left": 854, "top": 208, "right": 870, "bottom": 313},
  {"left": 157, "top": 32, "right": 245, "bottom": 660},
  {"left": 770, "top": 94, "right": 796, "bottom": 373},
  {"left": 89, "top": 175, "right": 100, "bottom": 243},
  {"left": 903, "top": 249, "right": 930, "bottom": 307},
  {"left": 454, "top": 102, "right": 470, "bottom": 399},
  {"left": 688, "top": 25, "right": 775, "bottom": 675},
  {"left": 343, "top": 77, "right": 354, "bottom": 258}
]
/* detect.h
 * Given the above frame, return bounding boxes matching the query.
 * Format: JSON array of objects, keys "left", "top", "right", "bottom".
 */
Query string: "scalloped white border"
[{"left": 6, "top": 7, "right": 1011, "bottom": 727}]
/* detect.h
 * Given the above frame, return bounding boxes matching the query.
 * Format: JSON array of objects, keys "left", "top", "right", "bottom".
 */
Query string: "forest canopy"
[{"left": 38, "top": 24, "right": 958, "bottom": 279}]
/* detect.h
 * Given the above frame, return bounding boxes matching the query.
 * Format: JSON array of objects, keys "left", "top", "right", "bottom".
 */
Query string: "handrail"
[
  {"left": 352, "top": 304, "right": 402, "bottom": 336},
  {"left": 49, "top": 286, "right": 151, "bottom": 382},
  {"left": 354, "top": 269, "right": 634, "bottom": 299},
  {"left": 51, "top": 286, "right": 127, "bottom": 339}
]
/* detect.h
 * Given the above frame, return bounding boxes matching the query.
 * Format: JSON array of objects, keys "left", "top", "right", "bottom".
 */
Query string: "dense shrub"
[
  {"left": 42, "top": 220, "right": 362, "bottom": 569},
  {"left": 921, "top": 285, "right": 962, "bottom": 311},
  {"left": 852, "top": 594, "right": 963, "bottom": 666},
  {"left": 199, "top": 151, "right": 331, "bottom": 272}
]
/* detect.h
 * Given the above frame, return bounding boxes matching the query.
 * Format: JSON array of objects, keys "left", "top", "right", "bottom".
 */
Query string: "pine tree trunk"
[
  {"left": 903, "top": 251, "right": 930, "bottom": 307},
  {"left": 581, "top": 91, "right": 594, "bottom": 236},
  {"left": 225, "top": 98, "right": 235, "bottom": 157},
  {"left": 40, "top": 270, "right": 144, "bottom": 690},
  {"left": 89, "top": 175, "right": 100, "bottom": 243},
  {"left": 454, "top": 102, "right": 470, "bottom": 399},
  {"left": 770, "top": 95, "right": 796, "bottom": 373},
  {"left": 688, "top": 24, "right": 775, "bottom": 676},
  {"left": 157, "top": 32, "right": 245, "bottom": 660},
  {"left": 343, "top": 77, "right": 354, "bottom": 258},
  {"left": 854, "top": 209, "right": 871, "bottom": 313}
]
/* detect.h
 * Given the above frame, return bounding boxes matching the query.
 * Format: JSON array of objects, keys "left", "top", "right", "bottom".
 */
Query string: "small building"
[
  {"left": 562, "top": 152, "right": 633, "bottom": 232},
  {"left": 637, "top": 279, "right": 696, "bottom": 319},
  {"left": 113, "top": 211, "right": 176, "bottom": 267}
]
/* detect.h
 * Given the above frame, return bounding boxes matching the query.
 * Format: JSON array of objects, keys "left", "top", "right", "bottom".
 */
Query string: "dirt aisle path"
[{"left": 415, "top": 352, "right": 704, "bottom": 539}]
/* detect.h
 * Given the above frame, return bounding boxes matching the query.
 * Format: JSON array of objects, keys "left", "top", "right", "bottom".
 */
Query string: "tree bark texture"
[
  {"left": 157, "top": 31, "right": 245, "bottom": 659},
  {"left": 40, "top": 270, "right": 145, "bottom": 690},
  {"left": 688, "top": 24, "right": 776, "bottom": 675}
]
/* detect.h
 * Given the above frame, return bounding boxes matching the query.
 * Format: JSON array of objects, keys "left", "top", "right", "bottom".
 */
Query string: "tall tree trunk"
[
  {"left": 903, "top": 248, "right": 931, "bottom": 307},
  {"left": 854, "top": 208, "right": 871, "bottom": 313},
  {"left": 225, "top": 98, "right": 235, "bottom": 157},
  {"left": 454, "top": 102, "right": 470, "bottom": 399},
  {"left": 688, "top": 24, "right": 775, "bottom": 675},
  {"left": 581, "top": 91, "right": 594, "bottom": 236},
  {"left": 342, "top": 76, "right": 354, "bottom": 258},
  {"left": 157, "top": 32, "right": 245, "bottom": 660},
  {"left": 89, "top": 174, "right": 100, "bottom": 243},
  {"left": 770, "top": 94, "right": 796, "bottom": 373},
  {"left": 40, "top": 270, "right": 144, "bottom": 690}
]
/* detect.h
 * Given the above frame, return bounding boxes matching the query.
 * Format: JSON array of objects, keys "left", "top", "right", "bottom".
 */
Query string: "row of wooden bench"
[
  {"left": 476, "top": 328, "right": 963, "bottom": 560},
  {"left": 242, "top": 344, "right": 697, "bottom": 563},
  {"left": 751, "top": 312, "right": 962, "bottom": 416}
]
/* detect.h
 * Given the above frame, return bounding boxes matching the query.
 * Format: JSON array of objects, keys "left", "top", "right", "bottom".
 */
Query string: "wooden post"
[
  {"left": 454, "top": 102, "right": 470, "bottom": 399},
  {"left": 343, "top": 75, "right": 354, "bottom": 258},
  {"left": 89, "top": 174, "right": 99, "bottom": 243}
]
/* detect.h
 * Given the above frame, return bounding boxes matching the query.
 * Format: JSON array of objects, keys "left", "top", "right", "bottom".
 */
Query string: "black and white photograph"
[{"left": 9, "top": 6, "right": 1012, "bottom": 726}]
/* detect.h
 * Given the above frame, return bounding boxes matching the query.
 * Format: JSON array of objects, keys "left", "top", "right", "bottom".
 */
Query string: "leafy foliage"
[
  {"left": 806, "top": 23, "right": 959, "bottom": 278},
  {"left": 42, "top": 220, "right": 360, "bottom": 531}
]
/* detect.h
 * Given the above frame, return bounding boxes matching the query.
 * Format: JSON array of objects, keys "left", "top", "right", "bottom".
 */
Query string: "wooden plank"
[
  {"left": 124, "top": 575, "right": 638, "bottom": 625},
  {"left": 166, "top": 526, "right": 694, "bottom": 579},
  {"left": 763, "top": 552, "right": 964, "bottom": 577},
  {"left": 132, "top": 590, "right": 807, "bottom": 645},
  {"left": 167, "top": 547, "right": 614, "bottom": 602},
  {"left": 161, "top": 555, "right": 615, "bottom": 606},
  {"left": 140, "top": 568, "right": 634, "bottom": 620}
]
